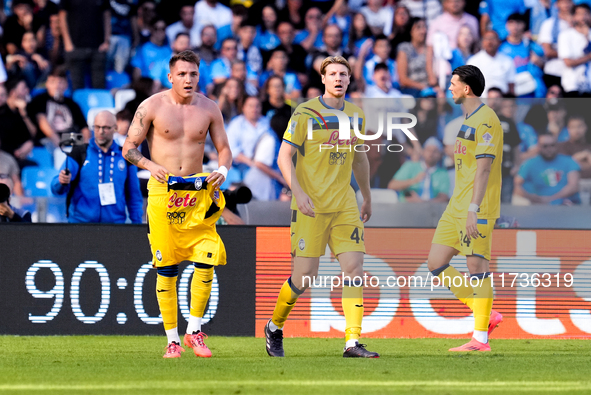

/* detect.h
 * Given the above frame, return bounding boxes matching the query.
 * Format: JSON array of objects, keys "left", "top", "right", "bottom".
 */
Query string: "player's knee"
[{"left": 157, "top": 265, "right": 179, "bottom": 277}]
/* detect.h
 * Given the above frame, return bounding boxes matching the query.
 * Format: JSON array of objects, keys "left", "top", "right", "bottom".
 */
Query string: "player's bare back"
[{"left": 143, "top": 91, "right": 217, "bottom": 177}]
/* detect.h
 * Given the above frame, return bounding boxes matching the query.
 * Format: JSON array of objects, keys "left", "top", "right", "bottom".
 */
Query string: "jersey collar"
[
  {"left": 465, "top": 103, "right": 484, "bottom": 120},
  {"left": 319, "top": 95, "right": 345, "bottom": 111}
]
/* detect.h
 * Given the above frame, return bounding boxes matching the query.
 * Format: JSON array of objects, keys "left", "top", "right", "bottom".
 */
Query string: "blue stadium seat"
[
  {"left": 31, "top": 88, "right": 47, "bottom": 98},
  {"left": 72, "top": 89, "right": 115, "bottom": 118},
  {"left": 22, "top": 167, "right": 59, "bottom": 197},
  {"left": 27, "top": 147, "right": 53, "bottom": 168},
  {"left": 106, "top": 71, "right": 131, "bottom": 90}
]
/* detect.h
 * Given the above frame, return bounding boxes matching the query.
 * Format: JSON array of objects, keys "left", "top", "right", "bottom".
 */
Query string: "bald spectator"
[{"left": 51, "top": 111, "right": 142, "bottom": 223}]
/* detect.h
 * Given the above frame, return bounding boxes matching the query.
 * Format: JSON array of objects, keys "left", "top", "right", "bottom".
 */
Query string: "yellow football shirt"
[
  {"left": 283, "top": 96, "right": 365, "bottom": 213},
  {"left": 447, "top": 103, "right": 503, "bottom": 219}
]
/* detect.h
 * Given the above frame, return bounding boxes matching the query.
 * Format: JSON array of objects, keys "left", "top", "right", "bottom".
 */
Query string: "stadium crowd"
[{"left": 1, "top": 0, "right": 591, "bottom": 223}]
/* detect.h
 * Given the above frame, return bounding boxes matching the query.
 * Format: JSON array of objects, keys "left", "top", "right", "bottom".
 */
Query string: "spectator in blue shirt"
[
  {"left": 479, "top": 0, "right": 526, "bottom": 40},
  {"left": 294, "top": 7, "right": 325, "bottom": 51},
  {"left": 131, "top": 17, "right": 172, "bottom": 86},
  {"left": 158, "top": 33, "right": 191, "bottom": 89},
  {"left": 51, "top": 111, "right": 143, "bottom": 222},
  {"left": 258, "top": 47, "right": 301, "bottom": 100},
  {"left": 210, "top": 37, "right": 239, "bottom": 86},
  {"left": 515, "top": 132, "right": 581, "bottom": 205},
  {"left": 449, "top": 25, "right": 479, "bottom": 71},
  {"left": 499, "top": 13, "right": 547, "bottom": 97},
  {"left": 254, "top": 5, "right": 281, "bottom": 51}
]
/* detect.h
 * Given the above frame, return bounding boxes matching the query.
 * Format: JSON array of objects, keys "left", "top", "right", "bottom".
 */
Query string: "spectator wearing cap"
[
  {"left": 293, "top": 7, "right": 325, "bottom": 51},
  {"left": 558, "top": 114, "right": 591, "bottom": 178},
  {"left": 0, "top": 78, "right": 36, "bottom": 170},
  {"left": 388, "top": 137, "right": 450, "bottom": 203},
  {"left": 558, "top": 4, "right": 591, "bottom": 96},
  {"left": 468, "top": 30, "right": 516, "bottom": 96},
  {"left": 166, "top": 4, "right": 200, "bottom": 48},
  {"left": 479, "top": 0, "right": 526, "bottom": 40},
  {"left": 59, "top": 0, "right": 110, "bottom": 90},
  {"left": 131, "top": 17, "right": 172, "bottom": 86},
  {"left": 515, "top": 132, "right": 581, "bottom": 205},
  {"left": 537, "top": 0, "right": 573, "bottom": 89},
  {"left": 499, "top": 13, "right": 546, "bottom": 97}
]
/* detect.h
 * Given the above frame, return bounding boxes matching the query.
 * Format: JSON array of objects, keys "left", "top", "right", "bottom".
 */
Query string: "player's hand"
[
  {"left": 206, "top": 171, "right": 225, "bottom": 189},
  {"left": 466, "top": 211, "right": 479, "bottom": 240},
  {"left": 58, "top": 170, "right": 71, "bottom": 184},
  {"left": 295, "top": 191, "right": 315, "bottom": 218},
  {"left": 360, "top": 199, "right": 372, "bottom": 223},
  {"left": 0, "top": 202, "right": 14, "bottom": 219},
  {"left": 147, "top": 163, "right": 169, "bottom": 183}
]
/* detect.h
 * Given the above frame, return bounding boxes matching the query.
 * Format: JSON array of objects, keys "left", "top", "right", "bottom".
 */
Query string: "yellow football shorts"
[
  {"left": 432, "top": 210, "right": 495, "bottom": 261},
  {"left": 147, "top": 173, "right": 226, "bottom": 267},
  {"left": 290, "top": 206, "right": 365, "bottom": 258}
]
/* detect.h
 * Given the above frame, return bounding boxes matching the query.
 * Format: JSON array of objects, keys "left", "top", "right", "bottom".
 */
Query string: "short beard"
[{"left": 453, "top": 96, "right": 464, "bottom": 105}]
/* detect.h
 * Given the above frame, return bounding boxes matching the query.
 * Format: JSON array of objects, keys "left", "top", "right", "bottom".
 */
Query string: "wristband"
[
  {"left": 213, "top": 165, "right": 228, "bottom": 179},
  {"left": 468, "top": 203, "right": 479, "bottom": 213}
]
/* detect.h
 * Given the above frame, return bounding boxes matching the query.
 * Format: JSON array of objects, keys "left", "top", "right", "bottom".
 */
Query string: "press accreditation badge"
[{"left": 98, "top": 182, "right": 116, "bottom": 206}]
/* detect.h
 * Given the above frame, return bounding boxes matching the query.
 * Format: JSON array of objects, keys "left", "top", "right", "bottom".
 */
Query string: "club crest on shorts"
[
  {"left": 155, "top": 250, "right": 162, "bottom": 261},
  {"left": 298, "top": 238, "right": 305, "bottom": 251},
  {"left": 194, "top": 177, "right": 203, "bottom": 191}
]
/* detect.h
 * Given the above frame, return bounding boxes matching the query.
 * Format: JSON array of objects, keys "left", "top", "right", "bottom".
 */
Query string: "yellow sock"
[
  {"left": 156, "top": 274, "right": 178, "bottom": 331},
  {"left": 436, "top": 265, "right": 475, "bottom": 310},
  {"left": 271, "top": 277, "right": 302, "bottom": 328},
  {"left": 342, "top": 285, "right": 363, "bottom": 342},
  {"left": 472, "top": 276, "right": 493, "bottom": 332},
  {"left": 190, "top": 265, "right": 214, "bottom": 318}
]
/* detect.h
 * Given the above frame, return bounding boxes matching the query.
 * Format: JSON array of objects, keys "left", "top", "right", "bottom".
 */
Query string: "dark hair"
[
  {"left": 169, "top": 50, "right": 200, "bottom": 69},
  {"left": 567, "top": 114, "right": 586, "bottom": 124},
  {"left": 232, "top": 4, "right": 248, "bottom": 18},
  {"left": 49, "top": 66, "right": 67, "bottom": 79},
  {"left": 240, "top": 19, "right": 257, "bottom": 29},
  {"left": 149, "top": 16, "right": 166, "bottom": 28},
  {"left": 502, "top": 92, "right": 516, "bottom": 99},
  {"left": 116, "top": 109, "right": 133, "bottom": 122},
  {"left": 538, "top": 131, "right": 556, "bottom": 139},
  {"left": 243, "top": 95, "right": 260, "bottom": 106},
  {"left": 260, "top": 4, "right": 278, "bottom": 33},
  {"left": 5, "top": 77, "right": 25, "bottom": 95},
  {"left": 506, "top": 13, "right": 526, "bottom": 23},
  {"left": 374, "top": 62, "right": 389, "bottom": 73},
  {"left": 452, "top": 65, "right": 485, "bottom": 97},
  {"left": 488, "top": 87, "right": 504, "bottom": 95},
  {"left": 174, "top": 32, "right": 190, "bottom": 41},
  {"left": 348, "top": 12, "right": 372, "bottom": 53},
  {"left": 575, "top": 3, "right": 591, "bottom": 13},
  {"left": 374, "top": 34, "right": 389, "bottom": 45},
  {"left": 262, "top": 74, "right": 285, "bottom": 101}
]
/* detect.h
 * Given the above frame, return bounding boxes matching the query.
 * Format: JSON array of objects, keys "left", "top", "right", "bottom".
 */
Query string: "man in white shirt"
[
  {"left": 194, "top": 0, "right": 232, "bottom": 34},
  {"left": 558, "top": 4, "right": 591, "bottom": 96},
  {"left": 226, "top": 96, "right": 283, "bottom": 200},
  {"left": 360, "top": 0, "right": 394, "bottom": 35},
  {"left": 399, "top": 0, "right": 443, "bottom": 26},
  {"left": 467, "top": 30, "right": 516, "bottom": 95},
  {"left": 166, "top": 4, "right": 201, "bottom": 48},
  {"left": 537, "top": 0, "right": 573, "bottom": 88}
]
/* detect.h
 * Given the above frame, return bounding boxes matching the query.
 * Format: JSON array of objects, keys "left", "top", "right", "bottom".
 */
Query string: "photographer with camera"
[
  {"left": 51, "top": 111, "right": 143, "bottom": 223},
  {"left": 0, "top": 177, "right": 31, "bottom": 223}
]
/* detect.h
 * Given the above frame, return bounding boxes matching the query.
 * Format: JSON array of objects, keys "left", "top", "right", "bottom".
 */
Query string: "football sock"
[
  {"left": 271, "top": 277, "right": 304, "bottom": 329},
  {"left": 186, "top": 316, "right": 202, "bottom": 334},
  {"left": 156, "top": 267, "right": 178, "bottom": 332},
  {"left": 473, "top": 330, "right": 488, "bottom": 344},
  {"left": 472, "top": 274, "right": 493, "bottom": 340},
  {"left": 342, "top": 281, "right": 363, "bottom": 343},
  {"left": 190, "top": 263, "right": 214, "bottom": 320},
  {"left": 433, "top": 264, "right": 475, "bottom": 310},
  {"left": 165, "top": 328, "right": 181, "bottom": 345},
  {"left": 268, "top": 321, "right": 281, "bottom": 332}
]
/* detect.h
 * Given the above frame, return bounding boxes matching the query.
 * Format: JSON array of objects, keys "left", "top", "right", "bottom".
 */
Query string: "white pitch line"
[{"left": 0, "top": 381, "right": 590, "bottom": 391}]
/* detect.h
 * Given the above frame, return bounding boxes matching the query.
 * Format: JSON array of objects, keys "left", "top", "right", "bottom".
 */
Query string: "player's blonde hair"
[{"left": 320, "top": 56, "right": 351, "bottom": 76}]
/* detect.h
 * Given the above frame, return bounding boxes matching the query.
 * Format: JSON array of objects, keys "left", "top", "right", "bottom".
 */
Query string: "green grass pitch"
[{"left": 1, "top": 336, "right": 590, "bottom": 394}]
